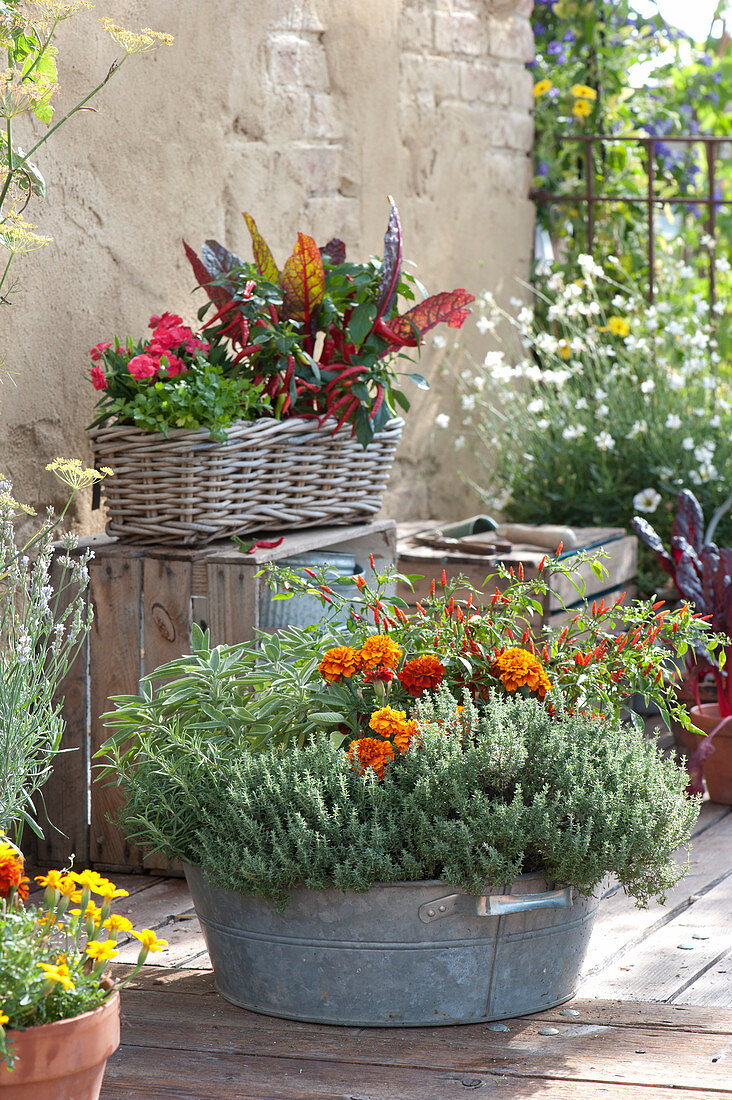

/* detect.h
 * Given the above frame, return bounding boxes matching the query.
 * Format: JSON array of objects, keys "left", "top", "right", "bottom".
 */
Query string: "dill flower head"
[
  {"left": 0, "top": 215, "right": 53, "bottom": 253},
  {"left": 27, "top": 1, "right": 93, "bottom": 20},
  {"left": 0, "top": 67, "right": 57, "bottom": 119},
  {"left": 348, "top": 736, "right": 394, "bottom": 780},
  {"left": 45, "top": 457, "right": 114, "bottom": 489},
  {"left": 491, "top": 647, "right": 552, "bottom": 699},
  {"left": 318, "top": 645, "right": 361, "bottom": 682},
  {"left": 359, "top": 633, "right": 402, "bottom": 671},
  {"left": 398, "top": 654, "right": 446, "bottom": 697},
  {"left": 99, "top": 18, "right": 173, "bottom": 55}
]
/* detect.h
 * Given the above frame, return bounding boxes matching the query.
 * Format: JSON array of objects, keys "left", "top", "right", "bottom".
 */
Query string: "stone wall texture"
[{"left": 0, "top": 0, "right": 534, "bottom": 528}]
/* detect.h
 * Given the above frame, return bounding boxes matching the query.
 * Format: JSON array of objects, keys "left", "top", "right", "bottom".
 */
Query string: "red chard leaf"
[
  {"left": 201, "top": 240, "right": 244, "bottom": 292},
  {"left": 243, "top": 212, "right": 279, "bottom": 284},
  {"left": 320, "top": 238, "right": 346, "bottom": 265},
  {"left": 374, "top": 195, "right": 403, "bottom": 322},
  {"left": 385, "top": 289, "right": 475, "bottom": 344},
  {"left": 630, "top": 516, "right": 675, "bottom": 576},
  {"left": 671, "top": 490, "right": 705, "bottom": 555},
  {"left": 280, "top": 232, "right": 325, "bottom": 323}
]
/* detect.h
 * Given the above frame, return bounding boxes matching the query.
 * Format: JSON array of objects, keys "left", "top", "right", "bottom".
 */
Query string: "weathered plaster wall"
[{"left": 0, "top": 0, "right": 534, "bottom": 528}]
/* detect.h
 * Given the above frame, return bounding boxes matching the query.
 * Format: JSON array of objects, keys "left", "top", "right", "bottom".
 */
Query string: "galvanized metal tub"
[{"left": 184, "top": 864, "right": 600, "bottom": 1026}]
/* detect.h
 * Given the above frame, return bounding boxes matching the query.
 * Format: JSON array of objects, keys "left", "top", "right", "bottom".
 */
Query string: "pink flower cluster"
[{"left": 89, "top": 313, "right": 210, "bottom": 390}]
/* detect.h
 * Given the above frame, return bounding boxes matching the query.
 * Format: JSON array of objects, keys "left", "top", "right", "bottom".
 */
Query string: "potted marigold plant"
[
  {"left": 96, "top": 551, "right": 713, "bottom": 1026},
  {"left": 632, "top": 488, "right": 732, "bottom": 803},
  {"left": 0, "top": 838, "right": 167, "bottom": 1098},
  {"left": 87, "top": 198, "right": 474, "bottom": 545}
]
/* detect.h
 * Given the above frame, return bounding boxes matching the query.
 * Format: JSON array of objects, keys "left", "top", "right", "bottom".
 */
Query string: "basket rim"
[{"left": 88, "top": 415, "right": 404, "bottom": 447}]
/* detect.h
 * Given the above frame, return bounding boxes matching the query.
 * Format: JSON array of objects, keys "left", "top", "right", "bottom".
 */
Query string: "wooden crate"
[
  {"left": 396, "top": 523, "right": 638, "bottom": 630},
  {"left": 34, "top": 521, "right": 396, "bottom": 874}
]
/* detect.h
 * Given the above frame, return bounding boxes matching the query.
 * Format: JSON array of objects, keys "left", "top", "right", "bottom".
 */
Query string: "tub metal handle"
[{"left": 418, "top": 886, "right": 573, "bottom": 924}]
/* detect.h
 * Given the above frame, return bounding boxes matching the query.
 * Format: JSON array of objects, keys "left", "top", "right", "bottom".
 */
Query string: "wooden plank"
[
  {"left": 205, "top": 559, "right": 258, "bottom": 645},
  {"left": 89, "top": 552, "right": 143, "bottom": 869},
  {"left": 114, "top": 912, "right": 207, "bottom": 967},
  {"left": 32, "top": 548, "right": 90, "bottom": 866},
  {"left": 107, "top": 989, "right": 732, "bottom": 1094},
  {"left": 676, "top": 949, "right": 732, "bottom": 1007},
  {"left": 101, "top": 1045, "right": 731, "bottom": 1100},
  {"left": 111, "top": 879, "right": 195, "bottom": 942},
  {"left": 582, "top": 874, "right": 732, "bottom": 1002},
  {"left": 581, "top": 808, "right": 732, "bottom": 980},
  {"left": 141, "top": 559, "right": 192, "bottom": 676}
]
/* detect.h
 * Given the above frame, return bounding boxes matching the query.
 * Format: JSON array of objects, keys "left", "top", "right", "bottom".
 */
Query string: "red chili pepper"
[
  {"left": 302, "top": 568, "right": 317, "bottom": 578},
  {"left": 448, "top": 598, "right": 455, "bottom": 615},
  {"left": 615, "top": 592, "right": 627, "bottom": 607},
  {"left": 369, "top": 553, "right": 376, "bottom": 570},
  {"left": 320, "top": 585, "right": 333, "bottom": 595},
  {"left": 556, "top": 541, "right": 564, "bottom": 556},
  {"left": 355, "top": 576, "right": 366, "bottom": 591},
  {"left": 441, "top": 569, "right": 447, "bottom": 587},
  {"left": 518, "top": 563, "right": 524, "bottom": 581},
  {"left": 430, "top": 579, "right": 436, "bottom": 596},
  {"left": 522, "top": 628, "right": 530, "bottom": 643},
  {"left": 542, "top": 644, "right": 549, "bottom": 662},
  {"left": 538, "top": 555, "right": 547, "bottom": 572}
]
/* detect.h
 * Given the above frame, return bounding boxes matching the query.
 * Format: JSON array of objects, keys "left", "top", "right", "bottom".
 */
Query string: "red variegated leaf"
[
  {"left": 384, "top": 289, "right": 475, "bottom": 344},
  {"left": 243, "top": 212, "right": 279, "bottom": 284},
  {"left": 320, "top": 238, "right": 346, "bottom": 265},
  {"left": 280, "top": 232, "right": 325, "bottom": 323},
  {"left": 183, "top": 239, "right": 232, "bottom": 310},
  {"left": 374, "top": 196, "right": 402, "bottom": 322},
  {"left": 671, "top": 490, "right": 705, "bottom": 555}
]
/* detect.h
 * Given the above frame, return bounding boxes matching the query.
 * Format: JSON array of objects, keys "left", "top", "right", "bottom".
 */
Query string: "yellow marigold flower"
[
  {"left": 99, "top": 18, "right": 174, "bottom": 55},
  {"left": 491, "top": 647, "right": 552, "bottom": 699},
  {"left": 70, "top": 901, "right": 102, "bottom": 925},
  {"left": 534, "top": 78, "right": 552, "bottom": 98},
  {"left": 348, "top": 737, "right": 395, "bottom": 780},
  {"left": 572, "top": 98, "right": 592, "bottom": 119},
  {"left": 0, "top": 1012, "right": 8, "bottom": 1027},
  {"left": 607, "top": 315, "right": 630, "bottom": 337},
  {"left": 45, "top": 458, "right": 113, "bottom": 490},
  {"left": 0, "top": 214, "right": 52, "bottom": 253},
  {"left": 570, "top": 84, "right": 597, "bottom": 101},
  {"left": 369, "top": 706, "right": 408, "bottom": 738},
  {"left": 55, "top": 874, "right": 81, "bottom": 900},
  {"left": 103, "top": 914, "right": 133, "bottom": 933},
  {"left": 132, "top": 929, "right": 168, "bottom": 953},
  {"left": 359, "top": 634, "right": 402, "bottom": 671},
  {"left": 35, "top": 870, "right": 66, "bottom": 891},
  {"left": 85, "top": 939, "right": 119, "bottom": 962},
  {"left": 558, "top": 340, "right": 571, "bottom": 360},
  {"left": 318, "top": 645, "right": 361, "bottom": 682},
  {"left": 38, "top": 962, "right": 75, "bottom": 991}
]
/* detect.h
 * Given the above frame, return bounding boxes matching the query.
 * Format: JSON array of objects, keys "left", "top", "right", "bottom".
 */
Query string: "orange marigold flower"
[
  {"left": 0, "top": 842, "right": 29, "bottom": 901},
  {"left": 491, "top": 647, "right": 552, "bottom": 698},
  {"left": 348, "top": 737, "right": 395, "bottom": 779},
  {"left": 369, "top": 706, "right": 408, "bottom": 737},
  {"left": 359, "top": 633, "right": 403, "bottom": 671},
  {"left": 398, "top": 654, "right": 446, "bottom": 696},
  {"left": 393, "top": 718, "right": 419, "bottom": 754},
  {"left": 318, "top": 645, "right": 361, "bottom": 682}
]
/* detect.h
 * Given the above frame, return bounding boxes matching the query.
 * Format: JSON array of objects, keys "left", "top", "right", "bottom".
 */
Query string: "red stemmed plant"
[{"left": 183, "top": 196, "right": 474, "bottom": 446}]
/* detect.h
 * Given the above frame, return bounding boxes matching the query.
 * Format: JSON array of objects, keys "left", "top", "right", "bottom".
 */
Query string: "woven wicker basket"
[{"left": 89, "top": 416, "right": 403, "bottom": 546}]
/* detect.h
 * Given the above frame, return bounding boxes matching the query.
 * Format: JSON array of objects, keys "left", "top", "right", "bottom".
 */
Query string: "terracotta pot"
[
  {"left": 676, "top": 704, "right": 732, "bottom": 805},
  {"left": 0, "top": 991, "right": 120, "bottom": 1100}
]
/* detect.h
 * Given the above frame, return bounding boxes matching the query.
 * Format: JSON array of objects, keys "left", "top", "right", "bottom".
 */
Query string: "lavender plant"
[{"left": 0, "top": 460, "right": 110, "bottom": 841}]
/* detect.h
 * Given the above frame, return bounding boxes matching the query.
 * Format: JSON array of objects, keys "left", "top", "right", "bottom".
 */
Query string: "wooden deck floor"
[{"left": 95, "top": 800, "right": 731, "bottom": 1098}]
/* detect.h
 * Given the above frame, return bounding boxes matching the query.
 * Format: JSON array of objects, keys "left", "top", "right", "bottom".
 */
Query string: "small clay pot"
[
  {"left": 676, "top": 704, "right": 732, "bottom": 805},
  {"left": 0, "top": 991, "right": 120, "bottom": 1100}
]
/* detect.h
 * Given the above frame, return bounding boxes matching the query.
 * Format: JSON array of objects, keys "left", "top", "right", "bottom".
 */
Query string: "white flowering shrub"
[
  {"left": 0, "top": 462, "right": 109, "bottom": 841},
  {"left": 461, "top": 252, "right": 732, "bottom": 562}
]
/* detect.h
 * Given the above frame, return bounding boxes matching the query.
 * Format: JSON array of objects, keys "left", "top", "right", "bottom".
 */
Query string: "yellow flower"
[
  {"left": 93, "top": 879, "right": 129, "bottom": 902},
  {"left": 99, "top": 18, "right": 173, "bottom": 55},
  {"left": 0, "top": 214, "right": 52, "bottom": 253},
  {"left": 103, "top": 914, "right": 133, "bottom": 933},
  {"left": 45, "top": 459, "right": 113, "bottom": 490},
  {"left": 0, "top": 1012, "right": 8, "bottom": 1027},
  {"left": 84, "top": 939, "right": 119, "bottom": 962},
  {"left": 55, "top": 874, "right": 81, "bottom": 900},
  {"left": 70, "top": 901, "right": 103, "bottom": 925},
  {"left": 572, "top": 98, "right": 592, "bottom": 119},
  {"left": 607, "top": 315, "right": 630, "bottom": 337},
  {"left": 35, "top": 870, "right": 66, "bottom": 891},
  {"left": 558, "top": 340, "right": 571, "bottom": 360},
  {"left": 27, "top": 0, "right": 93, "bottom": 18},
  {"left": 38, "top": 962, "right": 75, "bottom": 991},
  {"left": 491, "top": 647, "right": 552, "bottom": 698},
  {"left": 132, "top": 929, "right": 168, "bottom": 953},
  {"left": 570, "top": 84, "right": 597, "bottom": 101},
  {"left": 534, "top": 79, "right": 552, "bottom": 98},
  {"left": 369, "top": 706, "right": 408, "bottom": 738}
]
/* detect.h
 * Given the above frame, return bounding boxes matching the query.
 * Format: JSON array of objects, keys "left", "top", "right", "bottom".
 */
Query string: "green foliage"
[{"left": 192, "top": 692, "right": 697, "bottom": 909}]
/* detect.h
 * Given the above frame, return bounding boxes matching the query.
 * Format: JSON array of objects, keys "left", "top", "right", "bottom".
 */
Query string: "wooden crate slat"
[{"left": 89, "top": 553, "right": 143, "bottom": 869}]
